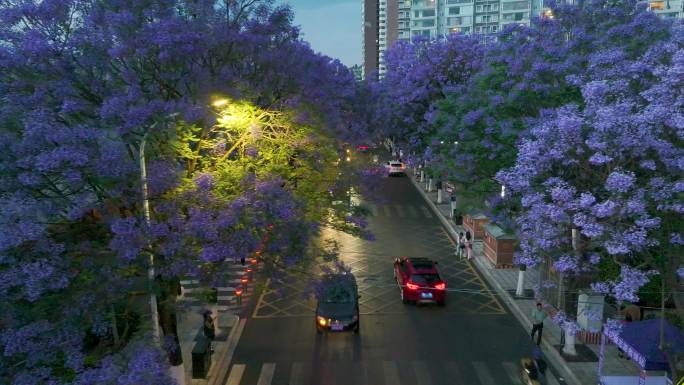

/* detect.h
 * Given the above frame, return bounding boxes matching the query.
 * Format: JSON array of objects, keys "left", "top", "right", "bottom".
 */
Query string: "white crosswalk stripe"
[
  {"left": 395, "top": 205, "right": 406, "bottom": 217},
  {"left": 472, "top": 361, "right": 496, "bottom": 385},
  {"left": 222, "top": 360, "right": 558, "bottom": 385},
  {"left": 256, "top": 363, "right": 276, "bottom": 385},
  {"left": 382, "top": 361, "right": 400, "bottom": 385},
  {"left": 289, "top": 361, "right": 306, "bottom": 385},
  {"left": 383, "top": 205, "right": 393, "bottom": 217},
  {"left": 226, "top": 364, "right": 246, "bottom": 385},
  {"left": 502, "top": 361, "right": 523, "bottom": 384},
  {"left": 412, "top": 361, "right": 433, "bottom": 385},
  {"left": 547, "top": 372, "right": 561, "bottom": 385},
  {"left": 179, "top": 263, "right": 256, "bottom": 317}
]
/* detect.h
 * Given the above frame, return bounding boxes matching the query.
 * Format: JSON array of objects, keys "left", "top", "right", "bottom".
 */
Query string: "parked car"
[
  {"left": 393, "top": 257, "right": 446, "bottom": 306},
  {"left": 315, "top": 273, "right": 360, "bottom": 333},
  {"left": 385, "top": 161, "right": 405, "bottom": 176}
]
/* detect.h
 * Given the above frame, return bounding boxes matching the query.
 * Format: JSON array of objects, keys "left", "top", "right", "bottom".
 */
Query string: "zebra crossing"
[
  {"left": 179, "top": 263, "right": 255, "bottom": 314},
  {"left": 364, "top": 203, "right": 434, "bottom": 219},
  {"left": 223, "top": 359, "right": 561, "bottom": 385}
]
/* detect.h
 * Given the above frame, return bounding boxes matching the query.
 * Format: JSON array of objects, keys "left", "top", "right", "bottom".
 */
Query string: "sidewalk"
[
  {"left": 177, "top": 261, "right": 255, "bottom": 385},
  {"left": 407, "top": 168, "right": 639, "bottom": 385}
]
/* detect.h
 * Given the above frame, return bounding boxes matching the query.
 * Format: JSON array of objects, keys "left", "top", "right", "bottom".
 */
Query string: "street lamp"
[
  {"left": 139, "top": 113, "right": 178, "bottom": 343},
  {"left": 212, "top": 98, "right": 230, "bottom": 108}
]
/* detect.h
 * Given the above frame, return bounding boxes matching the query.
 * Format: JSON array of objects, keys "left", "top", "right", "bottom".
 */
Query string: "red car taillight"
[
  {"left": 434, "top": 282, "right": 446, "bottom": 290},
  {"left": 406, "top": 282, "right": 419, "bottom": 290}
]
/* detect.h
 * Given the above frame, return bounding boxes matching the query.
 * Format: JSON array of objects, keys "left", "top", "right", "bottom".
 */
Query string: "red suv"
[{"left": 394, "top": 257, "right": 446, "bottom": 306}]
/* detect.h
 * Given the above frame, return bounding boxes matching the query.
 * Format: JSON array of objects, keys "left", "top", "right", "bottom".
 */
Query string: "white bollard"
[
  {"left": 427, "top": 178, "right": 433, "bottom": 192},
  {"left": 420, "top": 170, "right": 425, "bottom": 183},
  {"left": 516, "top": 268, "right": 525, "bottom": 297},
  {"left": 562, "top": 329, "right": 577, "bottom": 356},
  {"left": 437, "top": 189, "right": 443, "bottom": 204}
]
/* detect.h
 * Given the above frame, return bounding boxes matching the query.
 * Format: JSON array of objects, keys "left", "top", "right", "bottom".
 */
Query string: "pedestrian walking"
[
  {"left": 530, "top": 303, "right": 547, "bottom": 346},
  {"left": 455, "top": 232, "right": 466, "bottom": 259},
  {"left": 465, "top": 231, "right": 473, "bottom": 260}
]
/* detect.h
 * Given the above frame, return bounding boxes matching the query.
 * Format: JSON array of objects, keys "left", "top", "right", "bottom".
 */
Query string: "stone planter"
[{"left": 482, "top": 223, "right": 515, "bottom": 268}]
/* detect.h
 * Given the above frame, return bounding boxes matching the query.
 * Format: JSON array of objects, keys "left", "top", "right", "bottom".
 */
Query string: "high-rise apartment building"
[
  {"left": 647, "top": 0, "right": 683, "bottom": 18},
  {"left": 362, "top": 0, "right": 379, "bottom": 79},
  {"left": 410, "top": 0, "right": 537, "bottom": 43},
  {"left": 409, "top": 0, "right": 681, "bottom": 43},
  {"left": 363, "top": 0, "right": 412, "bottom": 79},
  {"left": 364, "top": 0, "right": 682, "bottom": 78}
]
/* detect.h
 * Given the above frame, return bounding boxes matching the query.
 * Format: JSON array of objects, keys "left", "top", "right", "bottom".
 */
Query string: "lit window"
[{"left": 649, "top": 1, "right": 665, "bottom": 9}]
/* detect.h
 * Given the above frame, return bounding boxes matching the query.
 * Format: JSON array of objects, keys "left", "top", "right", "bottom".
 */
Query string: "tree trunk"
[
  {"left": 111, "top": 304, "right": 120, "bottom": 347},
  {"left": 157, "top": 277, "right": 183, "bottom": 366}
]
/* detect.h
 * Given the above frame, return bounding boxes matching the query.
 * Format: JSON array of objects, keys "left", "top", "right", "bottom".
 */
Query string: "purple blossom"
[
  {"left": 605, "top": 171, "right": 636, "bottom": 193},
  {"left": 592, "top": 200, "right": 617, "bottom": 218},
  {"left": 589, "top": 153, "right": 613, "bottom": 165},
  {"left": 553, "top": 255, "right": 579, "bottom": 273},
  {"left": 195, "top": 173, "right": 214, "bottom": 191}
]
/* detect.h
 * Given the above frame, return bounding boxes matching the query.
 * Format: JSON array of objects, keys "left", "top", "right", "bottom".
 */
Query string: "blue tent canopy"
[{"left": 615, "top": 319, "right": 684, "bottom": 371}]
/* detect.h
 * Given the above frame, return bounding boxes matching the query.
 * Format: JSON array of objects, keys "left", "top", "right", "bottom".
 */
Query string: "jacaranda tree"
[{"left": 0, "top": 0, "right": 365, "bottom": 383}]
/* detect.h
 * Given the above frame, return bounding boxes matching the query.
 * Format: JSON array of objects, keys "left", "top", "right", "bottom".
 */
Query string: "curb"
[
  {"left": 207, "top": 315, "right": 245, "bottom": 385},
  {"left": 408, "top": 172, "right": 583, "bottom": 385}
]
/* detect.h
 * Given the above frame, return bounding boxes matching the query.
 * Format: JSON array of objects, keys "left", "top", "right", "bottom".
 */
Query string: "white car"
[{"left": 385, "top": 161, "right": 405, "bottom": 176}]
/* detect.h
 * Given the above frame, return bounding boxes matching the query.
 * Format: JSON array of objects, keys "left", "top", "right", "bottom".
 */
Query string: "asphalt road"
[{"left": 226, "top": 158, "right": 555, "bottom": 385}]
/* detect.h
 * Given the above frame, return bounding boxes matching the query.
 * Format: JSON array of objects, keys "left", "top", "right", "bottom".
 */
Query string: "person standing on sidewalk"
[
  {"left": 465, "top": 231, "right": 473, "bottom": 260},
  {"left": 455, "top": 232, "right": 466, "bottom": 259},
  {"left": 531, "top": 303, "right": 547, "bottom": 346},
  {"left": 203, "top": 310, "right": 216, "bottom": 352}
]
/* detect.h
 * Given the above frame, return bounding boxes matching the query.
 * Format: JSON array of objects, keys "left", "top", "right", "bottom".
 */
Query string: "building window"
[
  {"left": 502, "top": 1, "right": 529, "bottom": 10},
  {"left": 448, "top": 16, "right": 471, "bottom": 25},
  {"left": 648, "top": 0, "right": 665, "bottom": 9},
  {"left": 413, "top": 19, "right": 435, "bottom": 27},
  {"left": 449, "top": 7, "right": 460, "bottom": 14}
]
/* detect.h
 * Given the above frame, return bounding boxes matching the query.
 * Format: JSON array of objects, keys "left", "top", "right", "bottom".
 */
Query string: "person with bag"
[{"left": 465, "top": 231, "right": 473, "bottom": 260}]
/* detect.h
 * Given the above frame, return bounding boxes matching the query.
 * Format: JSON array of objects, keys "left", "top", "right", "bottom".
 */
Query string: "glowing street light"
[{"left": 212, "top": 98, "right": 230, "bottom": 108}]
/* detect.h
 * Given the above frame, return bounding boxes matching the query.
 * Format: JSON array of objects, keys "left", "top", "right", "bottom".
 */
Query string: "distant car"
[
  {"left": 356, "top": 144, "right": 371, "bottom": 152},
  {"left": 315, "top": 273, "right": 360, "bottom": 333},
  {"left": 393, "top": 257, "right": 446, "bottom": 305},
  {"left": 385, "top": 161, "right": 405, "bottom": 176}
]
